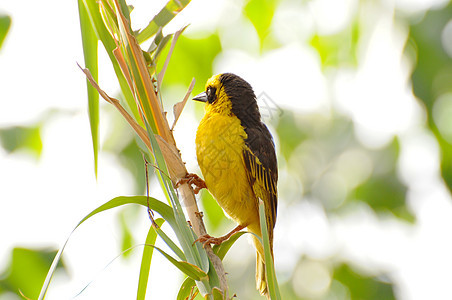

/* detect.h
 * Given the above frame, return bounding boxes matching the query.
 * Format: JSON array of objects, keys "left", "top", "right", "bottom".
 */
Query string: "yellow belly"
[{"left": 195, "top": 112, "right": 259, "bottom": 227}]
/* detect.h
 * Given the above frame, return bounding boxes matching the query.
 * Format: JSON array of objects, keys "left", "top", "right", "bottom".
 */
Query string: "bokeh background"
[{"left": 1, "top": 0, "right": 452, "bottom": 299}]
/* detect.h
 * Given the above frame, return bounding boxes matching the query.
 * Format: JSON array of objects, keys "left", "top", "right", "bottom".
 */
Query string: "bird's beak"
[{"left": 193, "top": 91, "right": 208, "bottom": 103}]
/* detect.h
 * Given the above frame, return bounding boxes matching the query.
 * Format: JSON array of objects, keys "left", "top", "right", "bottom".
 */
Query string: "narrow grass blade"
[
  {"left": 152, "top": 33, "right": 173, "bottom": 64},
  {"left": 114, "top": 0, "right": 170, "bottom": 140},
  {"left": 79, "top": 196, "right": 174, "bottom": 226},
  {"left": 81, "top": 0, "right": 140, "bottom": 121},
  {"left": 137, "top": 218, "right": 165, "bottom": 300},
  {"left": 143, "top": 119, "right": 212, "bottom": 297},
  {"left": 78, "top": 64, "right": 153, "bottom": 154},
  {"left": 149, "top": 245, "right": 208, "bottom": 281},
  {"left": 38, "top": 196, "right": 173, "bottom": 300},
  {"left": 155, "top": 226, "right": 186, "bottom": 261},
  {"left": 177, "top": 277, "right": 196, "bottom": 300},
  {"left": 78, "top": 0, "right": 99, "bottom": 177},
  {"left": 258, "top": 200, "right": 281, "bottom": 300},
  {"left": 212, "top": 231, "right": 247, "bottom": 261},
  {"left": 136, "top": 0, "right": 191, "bottom": 44},
  {"left": 144, "top": 121, "right": 195, "bottom": 249}
]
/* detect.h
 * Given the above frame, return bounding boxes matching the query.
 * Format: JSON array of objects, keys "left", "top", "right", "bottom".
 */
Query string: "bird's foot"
[
  {"left": 194, "top": 234, "right": 230, "bottom": 248},
  {"left": 194, "top": 225, "right": 245, "bottom": 248},
  {"left": 176, "top": 173, "right": 207, "bottom": 194}
]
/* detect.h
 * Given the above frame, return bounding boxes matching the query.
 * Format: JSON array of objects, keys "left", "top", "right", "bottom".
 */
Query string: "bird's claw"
[
  {"left": 176, "top": 173, "right": 207, "bottom": 194},
  {"left": 194, "top": 234, "right": 227, "bottom": 248}
]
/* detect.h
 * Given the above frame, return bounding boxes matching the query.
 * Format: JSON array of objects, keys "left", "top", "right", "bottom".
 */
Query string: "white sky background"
[{"left": 1, "top": 0, "right": 452, "bottom": 299}]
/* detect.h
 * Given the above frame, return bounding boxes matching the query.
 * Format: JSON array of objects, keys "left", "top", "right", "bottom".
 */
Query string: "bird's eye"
[{"left": 206, "top": 87, "right": 217, "bottom": 104}]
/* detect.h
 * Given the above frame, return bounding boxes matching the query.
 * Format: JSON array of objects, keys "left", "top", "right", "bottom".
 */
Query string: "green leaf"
[
  {"left": 143, "top": 120, "right": 211, "bottom": 293},
  {"left": 333, "top": 264, "right": 395, "bottom": 300},
  {"left": 0, "top": 248, "right": 67, "bottom": 299},
  {"left": 81, "top": 0, "right": 140, "bottom": 122},
  {"left": 0, "top": 15, "right": 11, "bottom": 49},
  {"left": 149, "top": 245, "right": 208, "bottom": 281},
  {"left": 137, "top": 218, "right": 165, "bottom": 300},
  {"left": 212, "top": 287, "right": 224, "bottom": 300},
  {"left": 275, "top": 110, "right": 306, "bottom": 160},
  {"left": 212, "top": 231, "right": 247, "bottom": 261},
  {"left": 200, "top": 191, "right": 227, "bottom": 232},
  {"left": 38, "top": 196, "right": 174, "bottom": 300},
  {"left": 137, "top": 0, "right": 191, "bottom": 44},
  {"left": 119, "top": 211, "right": 135, "bottom": 258},
  {"left": 155, "top": 225, "right": 186, "bottom": 261},
  {"left": 0, "top": 125, "right": 42, "bottom": 157},
  {"left": 79, "top": 196, "right": 175, "bottom": 226},
  {"left": 117, "top": 138, "right": 147, "bottom": 194},
  {"left": 144, "top": 120, "right": 209, "bottom": 274},
  {"left": 409, "top": 2, "right": 452, "bottom": 192},
  {"left": 78, "top": 0, "right": 99, "bottom": 177},
  {"left": 177, "top": 277, "right": 196, "bottom": 300},
  {"left": 351, "top": 139, "right": 414, "bottom": 222},
  {"left": 117, "top": 0, "right": 132, "bottom": 26},
  {"left": 258, "top": 200, "right": 281, "bottom": 300},
  {"left": 243, "top": 0, "right": 275, "bottom": 48},
  {"left": 309, "top": 20, "right": 360, "bottom": 69},
  {"left": 353, "top": 174, "right": 411, "bottom": 220},
  {"left": 152, "top": 33, "right": 173, "bottom": 70}
]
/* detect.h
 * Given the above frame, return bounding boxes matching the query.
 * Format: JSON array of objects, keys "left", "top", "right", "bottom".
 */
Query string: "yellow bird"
[{"left": 192, "top": 73, "right": 278, "bottom": 297}]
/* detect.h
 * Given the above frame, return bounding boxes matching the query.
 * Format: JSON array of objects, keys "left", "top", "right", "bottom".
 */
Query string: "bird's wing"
[{"left": 243, "top": 124, "right": 278, "bottom": 238}]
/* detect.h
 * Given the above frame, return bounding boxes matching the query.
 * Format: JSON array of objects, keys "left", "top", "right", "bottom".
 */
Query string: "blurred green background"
[{"left": 1, "top": 0, "right": 452, "bottom": 299}]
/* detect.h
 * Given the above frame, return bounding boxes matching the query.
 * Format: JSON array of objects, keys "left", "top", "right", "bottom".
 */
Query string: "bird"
[{"left": 190, "top": 73, "right": 278, "bottom": 297}]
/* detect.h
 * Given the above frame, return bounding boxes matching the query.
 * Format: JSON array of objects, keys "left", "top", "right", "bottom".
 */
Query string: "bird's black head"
[{"left": 193, "top": 73, "right": 261, "bottom": 126}]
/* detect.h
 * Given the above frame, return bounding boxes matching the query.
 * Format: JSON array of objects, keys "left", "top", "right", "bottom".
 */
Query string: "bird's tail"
[{"left": 249, "top": 223, "right": 272, "bottom": 298}]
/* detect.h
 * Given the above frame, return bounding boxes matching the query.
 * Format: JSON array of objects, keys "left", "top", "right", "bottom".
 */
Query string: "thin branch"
[
  {"left": 172, "top": 77, "right": 195, "bottom": 131},
  {"left": 143, "top": 154, "right": 158, "bottom": 227}
]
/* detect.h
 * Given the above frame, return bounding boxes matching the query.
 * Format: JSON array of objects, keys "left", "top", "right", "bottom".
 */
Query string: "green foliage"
[
  {"left": 258, "top": 201, "right": 281, "bottom": 299},
  {"left": 244, "top": 0, "right": 276, "bottom": 49},
  {"left": 350, "top": 139, "right": 414, "bottom": 222},
  {"left": 118, "top": 138, "right": 147, "bottom": 193},
  {"left": 0, "top": 125, "right": 43, "bottom": 157},
  {"left": 0, "top": 248, "right": 66, "bottom": 299},
  {"left": 137, "top": 218, "right": 164, "bottom": 300},
  {"left": 23, "top": 0, "right": 452, "bottom": 299},
  {"left": 0, "top": 15, "right": 11, "bottom": 49},
  {"left": 333, "top": 264, "right": 395, "bottom": 300},
  {"left": 275, "top": 110, "right": 307, "bottom": 161},
  {"left": 310, "top": 20, "right": 360, "bottom": 68},
  {"left": 158, "top": 34, "right": 222, "bottom": 95},
  {"left": 78, "top": 0, "right": 99, "bottom": 177},
  {"left": 409, "top": 2, "right": 452, "bottom": 192},
  {"left": 150, "top": 245, "right": 208, "bottom": 281},
  {"left": 64, "top": 2, "right": 238, "bottom": 299},
  {"left": 38, "top": 196, "right": 173, "bottom": 300},
  {"left": 177, "top": 277, "right": 197, "bottom": 300},
  {"left": 136, "top": 0, "right": 191, "bottom": 44},
  {"left": 200, "top": 190, "right": 227, "bottom": 232},
  {"left": 276, "top": 110, "right": 415, "bottom": 221},
  {"left": 119, "top": 210, "right": 135, "bottom": 258},
  {"left": 213, "top": 231, "right": 247, "bottom": 261}
]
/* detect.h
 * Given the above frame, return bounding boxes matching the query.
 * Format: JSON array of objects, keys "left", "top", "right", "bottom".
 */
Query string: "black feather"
[{"left": 219, "top": 73, "right": 278, "bottom": 229}]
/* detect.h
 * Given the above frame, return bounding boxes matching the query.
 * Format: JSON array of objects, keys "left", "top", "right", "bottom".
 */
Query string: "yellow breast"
[{"left": 195, "top": 112, "right": 259, "bottom": 227}]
